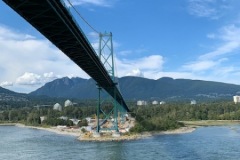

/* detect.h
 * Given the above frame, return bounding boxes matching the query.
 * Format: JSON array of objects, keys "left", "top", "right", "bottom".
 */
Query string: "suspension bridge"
[{"left": 3, "top": 0, "right": 129, "bottom": 135}]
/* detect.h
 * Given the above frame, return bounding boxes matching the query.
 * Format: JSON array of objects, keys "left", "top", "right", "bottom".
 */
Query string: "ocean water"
[{"left": 0, "top": 125, "right": 240, "bottom": 160}]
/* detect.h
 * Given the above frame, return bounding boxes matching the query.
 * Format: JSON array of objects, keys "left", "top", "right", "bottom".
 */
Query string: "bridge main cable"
[{"left": 3, "top": 0, "right": 129, "bottom": 112}]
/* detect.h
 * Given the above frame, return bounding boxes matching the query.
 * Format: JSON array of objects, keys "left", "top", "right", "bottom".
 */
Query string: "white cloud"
[
  {"left": 16, "top": 72, "right": 42, "bottom": 85},
  {"left": 183, "top": 60, "right": 216, "bottom": 71},
  {"left": 188, "top": 0, "right": 217, "bottom": 19},
  {"left": 200, "top": 41, "right": 240, "bottom": 60},
  {"left": 0, "top": 25, "right": 89, "bottom": 92},
  {"left": 182, "top": 24, "right": 240, "bottom": 74},
  {"left": 126, "top": 69, "right": 144, "bottom": 77},
  {"left": 16, "top": 72, "right": 60, "bottom": 86},
  {"left": 187, "top": 0, "right": 230, "bottom": 20},
  {"left": 219, "top": 24, "right": 240, "bottom": 42},
  {"left": 43, "top": 72, "right": 55, "bottom": 79},
  {"left": 0, "top": 81, "right": 13, "bottom": 87},
  {"left": 0, "top": 25, "right": 35, "bottom": 40},
  {"left": 115, "top": 54, "right": 206, "bottom": 81},
  {"left": 1, "top": 25, "right": 165, "bottom": 92},
  {"left": 42, "top": 72, "right": 59, "bottom": 83},
  {"left": 132, "top": 55, "right": 164, "bottom": 70},
  {"left": 200, "top": 24, "right": 240, "bottom": 60},
  {"left": 179, "top": 23, "right": 240, "bottom": 85},
  {"left": 182, "top": 58, "right": 227, "bottom": 72},
  {"left": 116, "top": 55, "right": 164, "bottom": 78}
]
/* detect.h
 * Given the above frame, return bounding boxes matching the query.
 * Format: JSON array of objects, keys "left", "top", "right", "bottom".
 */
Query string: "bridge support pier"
[{"left": 96, "top": 86, "right": 101, "bottom": 133}]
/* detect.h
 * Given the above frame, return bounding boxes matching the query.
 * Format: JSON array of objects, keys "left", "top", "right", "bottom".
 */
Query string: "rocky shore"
[{"left": 78, "top": 126, "right": 196, "bottom": 142}]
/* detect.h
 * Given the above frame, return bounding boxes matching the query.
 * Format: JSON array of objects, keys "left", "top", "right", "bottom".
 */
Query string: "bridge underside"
[{"left": 3, "top": 0, "right": 129, "bottom": 112}]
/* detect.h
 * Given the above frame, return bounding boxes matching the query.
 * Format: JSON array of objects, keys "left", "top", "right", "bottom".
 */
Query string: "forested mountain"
[
  {"left": 29, "top": 76, "right": 240, "bottom": 101},
  {"left": 29, "top": 77, "right": 97, "bottom": 99},
  {"left": 0, "top": 86, "right": 27, "bottom": 102},
  {"left": 0, "top": 86, "right": 17, "bottom": 95}
]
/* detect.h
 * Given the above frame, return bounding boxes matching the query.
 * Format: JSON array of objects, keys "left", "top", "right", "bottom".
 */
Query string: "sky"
[{"left": 1, "top": 0, "right": 240, "bottom": 93}]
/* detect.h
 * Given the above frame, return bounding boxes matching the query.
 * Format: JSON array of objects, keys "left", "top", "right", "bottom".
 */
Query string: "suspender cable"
[{"left": 66, "top": 0, "right": 99, "bottom": 34}]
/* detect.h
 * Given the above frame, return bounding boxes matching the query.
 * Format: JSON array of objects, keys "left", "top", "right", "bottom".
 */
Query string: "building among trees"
[
  {"left": 160, "top": 101, "right": 166, "bottom": 105},
  {"left": 53, "top": 103, "right": 62, "bottom": 111},
  {"left": 191, "top": 100, "right": 197, "bottom": 105},
  {"left": 64, "top": 100, "right": 73, "bottom": 107},
  {"left": 233, "top": 96, "right": 240, "bottom": 104},
  {"left": 152, "top": 101, "right": 158, "bottom": 105},
  {"left": 137, "top": 100, "right": 147, "bottom": 106}
]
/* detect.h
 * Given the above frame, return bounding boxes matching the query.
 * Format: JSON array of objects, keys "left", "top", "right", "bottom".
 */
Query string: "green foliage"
[
  {"left": 2, "top": 99, "right": 240, "bottom": 131},
  {"left": 63, "top": 106, "right": 82, "bottom": 119},
  {"left": 129, "top": 123, "right": 145, "bottom": 133},
  {"left": 130, "top": 101, "right": 240, "bottom": 133},
  {"left": 81, "top": 128, "right": 87, "bottom": 133},
  {"left": 42, "top": 118, "right": 73, "bottom": 126},
  {"left": 27, "top": 112, "right": 41, "bottom": 125},
  {"left": 78, "top": 119, "right": 88, "bottom": 127}
]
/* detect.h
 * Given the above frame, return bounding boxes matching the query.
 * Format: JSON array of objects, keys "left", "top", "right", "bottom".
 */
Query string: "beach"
[{"left": 181, "top": 120, "right": 240, "bottom": 126}]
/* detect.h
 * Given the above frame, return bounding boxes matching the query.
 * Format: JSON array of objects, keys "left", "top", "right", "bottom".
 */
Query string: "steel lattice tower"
[{"left": 96, "top": 32, "right": 120, "bottom": 134}]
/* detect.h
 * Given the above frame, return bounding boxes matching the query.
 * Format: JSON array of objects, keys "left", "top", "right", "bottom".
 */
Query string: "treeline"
[
  {"left": 1, "top": 101, "right": 240, "bottom": 133},
  {"left": 129, "top": 101, "right": 240, "bottom": 133},
  {"left": 0, "top": 106, "right": 96, "bottom": 126},
  {"left": 0, "top": 103, "right": 115, "bottom": 127}
]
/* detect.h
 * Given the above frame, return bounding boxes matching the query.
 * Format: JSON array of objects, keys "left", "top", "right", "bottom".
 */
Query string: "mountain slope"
[
  {"left": 0, "top": 86, "right": 28, "bottom": 102},
  {"left": 29, "top": 76, "right": 240, "bottom": 100},
  {"left": 0, "top": 86, "right": 17, "bottom": 95},
  {"left": 30, "top": 77, "right": 98, "bottom": 99}
]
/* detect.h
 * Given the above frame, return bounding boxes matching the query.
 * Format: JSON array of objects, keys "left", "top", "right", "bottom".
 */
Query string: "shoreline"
[
  {"left": 79, "top": 126, "right": 196, "bottom": 142},
  {"left": 181, "top": 120, "right": 240, "bottom": 127},
  {"left": 16, "top": 124, "right": 81, "bottom": 137},
  {"left": 2, "top": 120, "right": 239, "bottom": 141},
  {"left": 0, "top": 122, "right": 196, "bottom": 141},
  {"left": 0, "top": 123, "right": 80, "bottom": 137}
]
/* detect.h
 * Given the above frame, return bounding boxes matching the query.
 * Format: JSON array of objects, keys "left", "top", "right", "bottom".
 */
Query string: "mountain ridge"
[
  {"left": 0, "top": 86, "right": 28, "bottom": 102},
  {"left": 29, "top": 76, "right": 240, "bottom": 101}
]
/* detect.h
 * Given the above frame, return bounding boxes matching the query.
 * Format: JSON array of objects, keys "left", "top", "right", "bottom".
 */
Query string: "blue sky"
[{"left": 1, "top": 0, "right": 240, "bottom": 93}]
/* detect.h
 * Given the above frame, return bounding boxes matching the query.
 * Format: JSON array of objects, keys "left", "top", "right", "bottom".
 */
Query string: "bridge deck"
[{"left": 3, "top": 0, "right": 129, "bottom": 111}]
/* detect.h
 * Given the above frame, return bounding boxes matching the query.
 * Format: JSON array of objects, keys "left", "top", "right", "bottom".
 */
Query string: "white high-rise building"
[
  {"left": 191, "top": 100, "right": 196, "bottom": 105},
  {"left": 233, "top": 96, "right": 240, "bottom": 104},
  {"left": 137, "top": 100, "right": 147, "bottom": 106},
  {"left": 152, "top": 100, "right": 158, "bottom": 105},
  {"left": 160, "top": 101, "right": 166, "bottom": 105}
]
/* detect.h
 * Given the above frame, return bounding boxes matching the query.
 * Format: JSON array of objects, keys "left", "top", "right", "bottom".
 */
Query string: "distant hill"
[
  {"left": 0, "top": 86, "right": 16, "bottom": 94},
  {"left": 0, "top": 86, "right": 28, "bottom": 102},
  {"left": 29, "top": 77, "right": 97, "bottom": 99},
  {"left": 29, "top": 76, "right": 240, "bottom": 101}
]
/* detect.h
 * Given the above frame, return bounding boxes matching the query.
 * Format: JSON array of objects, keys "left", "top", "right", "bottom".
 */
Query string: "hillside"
[
  {"left": 0, "top": 86, "right": 28, "bottom": 102},
  {"left": 29, "top": 77, "right": 97, "bottom": 99},
  {"left": 29, "top": 76, "right": 240, "bottom": 101}
]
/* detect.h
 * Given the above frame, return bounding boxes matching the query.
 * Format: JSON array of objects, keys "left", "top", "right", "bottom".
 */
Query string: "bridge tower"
[{"left": 96, "top": 32, "right": 120, "bottom": 136}]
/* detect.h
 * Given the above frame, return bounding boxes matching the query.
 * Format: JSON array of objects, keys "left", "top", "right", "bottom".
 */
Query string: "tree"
[{"left": 78, "top": 119, "right": 88, "bottom": 127}]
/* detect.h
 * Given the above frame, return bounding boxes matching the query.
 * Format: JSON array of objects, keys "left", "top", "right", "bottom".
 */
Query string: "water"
[{"left": 0, "top": 125, "right": 240, "bottom": 160}]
